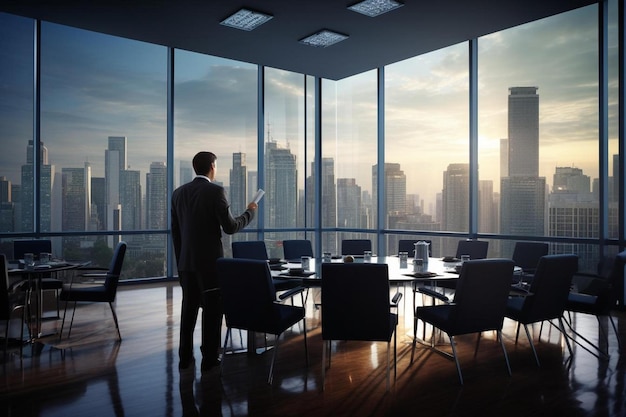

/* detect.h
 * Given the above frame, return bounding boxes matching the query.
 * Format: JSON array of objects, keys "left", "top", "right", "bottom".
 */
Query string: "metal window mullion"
[{"left": 469, "top": 38, "right": 478, "bottom": 237}]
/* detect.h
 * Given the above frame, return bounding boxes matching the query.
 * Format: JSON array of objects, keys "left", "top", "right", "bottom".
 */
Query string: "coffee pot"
[{"left": 413, "top": 241, "right": 430, "bottom": 267}]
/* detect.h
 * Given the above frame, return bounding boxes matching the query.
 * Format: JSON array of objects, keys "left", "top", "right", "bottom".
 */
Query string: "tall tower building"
[
  {"left": 265, "top": 142, "right": 297, "bottom": 229},
  {"left": 146, "top": 162, "right": 167, "bottom": 230},
  {"left": 500, "top": 87, "right": 546, "bottom": 255},
  {"left": 337, "top": 178, "right": 362, "bottom": 228},
  {"left": 230, "top": 152, "right": 247, "bottom": 217},
  {"left": 105, "top": 136, "right": 127, "bottom": 234},
  {"left": 508, "top": 87, "right": 539, "bottom": 176},
  {"left": 91, "top": 177, "right": 106, "bottom": 230},
  {"left": 0, "top": 176, "right": 14, "bottom": 232},
  {"left": 120, "top": 169, "right": 141, "bottom": 230},
  {"left": 21, "top": 140, "right": 53, "bottom": 232},
  {"left": 372, "top": 163, "right": 407, "bottom": 228},
  {"left": 61, "top": 163, "right": 91, "bottom": 232},
  {"left": 306, "top": 158, "right": 336, "bottom": 252}
]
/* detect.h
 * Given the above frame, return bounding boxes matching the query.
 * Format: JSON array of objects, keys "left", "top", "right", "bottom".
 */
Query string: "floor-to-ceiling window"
[
  {"left": 322, "top": 70, "right": 378, "bottom": 255},
  {"left": 478, "top": 4, "right": 601, "bottom": 271},
  {"left": 173, "top": 51, "right": 258, "bottom": 259},
  {"left": 385, "top": 43, "right": 469, "bottom": 258}
]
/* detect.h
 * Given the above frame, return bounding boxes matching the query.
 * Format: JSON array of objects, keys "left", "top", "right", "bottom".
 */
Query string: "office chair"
[
  {"left": 321, "top": 262, "right": 401, "bottom": 391},
  {"left": 217, "top": 258, "right": 308, "bottom": 384},
  {"left": 60, "top": 241, "right": 127, "bottom": 340},
  {"left": 505, "top": 254, "right": 578, "bottom": 366},
  {"left": 412, "top": 259, "right": 515, "bottom": 384}
]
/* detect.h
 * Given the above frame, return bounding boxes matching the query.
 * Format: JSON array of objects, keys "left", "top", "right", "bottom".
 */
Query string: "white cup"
[{"left": 301, "top": 256, "right": 311, "bottom": 271}]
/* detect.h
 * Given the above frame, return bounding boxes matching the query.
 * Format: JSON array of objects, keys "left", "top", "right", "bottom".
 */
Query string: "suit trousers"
[{"left": 179, "top": 271, "right": 223, "bottom": 362}]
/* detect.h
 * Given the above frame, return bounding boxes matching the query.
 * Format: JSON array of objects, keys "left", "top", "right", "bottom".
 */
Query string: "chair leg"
[
  {"left": 498, "top": 330, "right": 512, "bottom": 376},
  {"left": 68, "top": 301, "right": 78, "bottom": 339},
  {"left": 108, "top": 302, "right": 122, "bottom": 341},
  {"left": 557, "top": 317, "right": 573, "bottom": 357},
  {"left": 303, "top": 319, "right": 309, "bottom": 367},
  {"left": 386, "top": 340, "right": 391, "bottom": 392},
  {"left": 608, "top": 314, "right": 621, "bottom": 350},
  {"left": 474, "top": 333, "right": 482, "bottom": 357},
  {"left": 268, "top": 334, "right": 280, "bottom": 384},
  {"left": 322, "top": 339, "right": 327, "bottom": 391},
  {"left": 449, "top": 335, "right": 463, "bottom": 385},
  {"left": 522, "top": 324, "right": 541, "bottom": 367},
  {"left": 221, "top": 328, "right": 231, "bottom": 374}
]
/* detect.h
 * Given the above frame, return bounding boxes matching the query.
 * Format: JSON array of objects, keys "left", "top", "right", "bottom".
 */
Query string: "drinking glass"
[
  {"left": 399, "top": 251, "right": 408, "bottom": 268},
  {"left": 363, "top": 250, "right": 372, "bottom": 263},
  {"left": 24, "top": 253, "right": 35, "bottom": 270},
  {"left": 301, "top": 256, "right": 311, "bottom": 271}
]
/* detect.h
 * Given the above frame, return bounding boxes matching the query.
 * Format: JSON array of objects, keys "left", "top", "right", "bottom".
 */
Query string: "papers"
[{"left": 252, "top": 188, "right": 265, "bottom": 204}]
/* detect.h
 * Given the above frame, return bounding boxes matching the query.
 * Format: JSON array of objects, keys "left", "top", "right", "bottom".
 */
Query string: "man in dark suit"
[{"left": 171, "top": 151, "right": 257, "bottom": 371}]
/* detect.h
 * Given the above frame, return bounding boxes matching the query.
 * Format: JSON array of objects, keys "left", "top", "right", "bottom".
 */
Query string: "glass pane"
[
  {"left": 478, "top": 6, "right": 599, "bottom": 269},
  {"left": 608, "top": 0, "right": 619, "bottom": 240},
  {"left": 39, "top": 22, "right": 168, "bottom": 278},
  {"left": 385, "top": 44, "right": 469, "bottom": 256},
  {"left": 0, "top": 13, "right": 34, "bottom": 234},
  {"left": 174, "top": 51, "right": 258, "bottom": 257},
  {"left": 263, "top": 68, "right": 305, "bottom": 239},
  {"left": 322, "top": 71, "right": 378, "bottom": 255}
]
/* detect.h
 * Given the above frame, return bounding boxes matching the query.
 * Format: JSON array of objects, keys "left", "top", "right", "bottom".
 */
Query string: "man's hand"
[{"left": 247, "top": 202, "right": 258, "bottom": 211}]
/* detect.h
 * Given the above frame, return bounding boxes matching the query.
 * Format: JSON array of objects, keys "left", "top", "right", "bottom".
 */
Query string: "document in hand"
[{"left": 252, "top": 189, "right": 265, "bottom": 204}]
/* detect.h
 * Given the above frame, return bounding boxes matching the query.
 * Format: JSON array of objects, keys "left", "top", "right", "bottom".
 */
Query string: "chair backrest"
[
  {"left": 283, "top": 240, "right": 314, "bottom": 261},
  {"left": 341, "top": 239, "right": 372, "bottom": 256},
  {"left": 523, "top": 254, "right": 578, "bottom": 322},
  {"left": 398, "top": 239, "right": 432, "bottom": 257},
  {"left": 596, "top": 250, "right": 626, "bottom": 312},
  {"left": 13, "top": 239, "right": 52, "bottom": 260},
  {"left": 232, "top": 241, "right": 269, "bottom": 260},
  {"left": 512, "top": 242, "right": 549, "bottom": 271},
  {"left": 321, "top": 263, "right": 393, "bottom": 342},
  {"left": 450, "top": 259, "right": 515, "bottom": 334},
  {"left": 216, "top": 258, "right": 277, "bottom": 331},
  {"left": 104, "top": 241, "right": 127, "bottom": 300},
  {"left": 455, "top": 240, "right": 489, "bottom": 260},
  {"left": 0, "top": 254, "right": 10, "bottom": 320}
]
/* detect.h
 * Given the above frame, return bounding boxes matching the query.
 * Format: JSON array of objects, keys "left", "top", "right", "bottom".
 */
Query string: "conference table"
[
  {"left": 8, "top": 260, "right": 87, "bottom": 340},
  {"left": 272, "top": 255, "right": 461, "bottom": 286}
]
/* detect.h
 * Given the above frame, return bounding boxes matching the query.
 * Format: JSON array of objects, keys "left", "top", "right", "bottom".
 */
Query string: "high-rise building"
[
  {"left": 61, "top": 164, "right": 91, "bottom": 232},
  {"left": 500, "top": 87, "right": 546, "bottom": 254},
  {"left": 91, "top": 177, "right": 105, "bottom": 230},
  {"left": 120, "top": 169, "right": 141, "bottom": 230},
  {"left": 21, "top": 140, "right": 53, "bottom": 232},
  {"left": 0, "top": 176, "right": 13, "bottom": 232},
  {"left": 179, "top": 160, "right": 193, "bottom": 187},
  {"left": 508, "top": 87, "right": 539, "bottom": 177},
  {"left": 478, "top": 179, "right": 497, "bottom": 233},
  {"left": 105, "top": 136, "right": 127, "bottom": 234},
  {"left": 265, "top": 142, "right": 297, "bottom": 229},
  {"left": 372, "top": 163, "right": 407, "bottom": 228},
  {"left": 337, "top": 178, "right": 361, "bottom": 228},
  {"left": 442, "top": 163, "right": 469, "bottom": 255},
  {"left": 230, "top": 152, "right": 247, "bottom": 217},
  {"left": 307, "top": 157, "right": 336, "bottom": 252},
  {"left": 146, "top": 162, "right": 167, "bottom": 230}
]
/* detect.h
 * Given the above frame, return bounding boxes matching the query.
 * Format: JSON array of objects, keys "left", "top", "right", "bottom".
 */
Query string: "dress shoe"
[{"left": 201, "top": 358, "right": 221, "bottom": 372}]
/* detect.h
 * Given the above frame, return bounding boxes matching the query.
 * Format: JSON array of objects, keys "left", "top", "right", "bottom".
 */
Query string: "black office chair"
[
  {"left": 341, "top": 239, "right": 372, "bottom": 256},
  {"left": 412, "top": 259, "right": 515, "bottom": 384},
  {"left": 59, "top": 241, "right": 127, "bottom": 340},
  {"left": 455, "top": 240, "right": 489, "bottom": 260},
  {"left": 511, "top": 241, "right": 549, "bottom": 281},
  {"left": 398, "top": 239, "right": 432, "bottom": 257},
  {"left": 217, "top": 258, "right": 308, "bottom": 384},
  {"left": 282, "top": 239, "right": 314, "bottom": 262},
  {"left": 13, "top": 239, "right": 63, "bottom": 318},
  {"left": 563, "top": 250, "right": 626, "bottom": 358},
  {"left": 232, "top": 240, "right": 302, "bottom": 294},
  {"left": 321, "top": 262, "right": 401, "bottom": 391},
  {"left": 232, "top": 240, "right": 271, "bottom": 260},
  {"left": 505, "top": 254, "right": 578, "bottom": 366},
  {"left": 1, "top": 254, "right": 27, "bottom": 359}
]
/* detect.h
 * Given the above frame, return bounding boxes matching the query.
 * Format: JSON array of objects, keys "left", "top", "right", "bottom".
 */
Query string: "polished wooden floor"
[{"left": 1, "top": 281, "right": 625, "bottom": 417}]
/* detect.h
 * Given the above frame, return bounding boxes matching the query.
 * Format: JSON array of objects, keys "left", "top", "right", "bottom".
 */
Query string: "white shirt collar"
[{"left": 196, "top": 175, "right": 211, "bottom": 182}]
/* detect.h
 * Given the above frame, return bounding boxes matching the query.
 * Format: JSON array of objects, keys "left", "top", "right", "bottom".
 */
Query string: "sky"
[{"left": 0, "top": 3, "right": 619, "bottom": 211}]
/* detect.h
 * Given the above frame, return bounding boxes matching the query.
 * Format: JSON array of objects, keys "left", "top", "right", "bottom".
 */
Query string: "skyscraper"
[
  {"left": 230, "top": 152, "right": 247, "bottom": 216},
  {"left": 21, "top": 140, "right": 53, "bottom": 232},
  {"left": 61, "top": 163, "right": 91, "bottom": 232},
  {"left": 146, "top": 161, "right": 167, "bottom": 230},
  {"left": 372, "top": 163, "right": 407, "bottom": 228},
  {"left": 265, "top": 142, "right": 297, "bottom": 229},
  {"left": 105, "top": 136, "right": 126, "bottom": 234},
  {"left": 500, "top": 87, "right": 546, "bottom": 253},
  {"left": 337, "top": 178, "right": 361, "bottom": 228}
]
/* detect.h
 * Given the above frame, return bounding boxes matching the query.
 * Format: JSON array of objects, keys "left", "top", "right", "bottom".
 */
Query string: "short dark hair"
[{"left": 192, "top": 152, "right": 217, "bottom": 175}]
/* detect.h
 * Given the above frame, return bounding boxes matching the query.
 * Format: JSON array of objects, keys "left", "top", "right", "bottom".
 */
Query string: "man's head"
[{"left": 192, "top": 152, "right": 217, "bottom": 180}]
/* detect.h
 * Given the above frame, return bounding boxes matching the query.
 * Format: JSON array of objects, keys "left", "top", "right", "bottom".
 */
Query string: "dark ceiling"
[{"left": 1, "top": 0, "right": 598, "bottom": 80}]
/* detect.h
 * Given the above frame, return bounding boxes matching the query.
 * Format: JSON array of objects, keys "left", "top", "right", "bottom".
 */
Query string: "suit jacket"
[{"left": 171, "top": 177, "right": 254, "bottom": 280}]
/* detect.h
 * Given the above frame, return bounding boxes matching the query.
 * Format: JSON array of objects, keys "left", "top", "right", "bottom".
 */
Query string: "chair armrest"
[
  {"left": 391, "top": 291, "right": 403, "bottom": 306},
  {"left": 417, "top": 287, "right": 450, "bottom": 303},
  {"left": 277, "top": 286, "right": 306, "bottom": 301}
]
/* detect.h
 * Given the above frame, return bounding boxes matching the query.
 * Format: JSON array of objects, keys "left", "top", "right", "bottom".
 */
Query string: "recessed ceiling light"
[
  {"left": 348, "top": 0, "right": 404, "bottom": 17},
  {"left": 299, "top": 30, "right": 349, "bottom": 48},
  {"left": 220, "top": 8, "right": 273, "bottom": 31}
]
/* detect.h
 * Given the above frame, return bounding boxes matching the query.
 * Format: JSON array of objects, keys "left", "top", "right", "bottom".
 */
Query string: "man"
[{"left": 171, "top": 151, "right": 257, "bottom": 371}]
